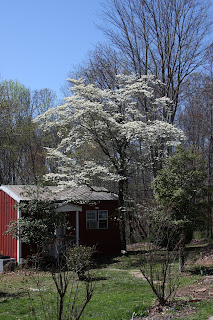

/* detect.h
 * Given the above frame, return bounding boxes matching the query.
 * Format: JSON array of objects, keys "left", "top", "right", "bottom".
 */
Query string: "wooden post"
[{"left": 76, "top": 211, "right": 79, "bottom": 246}]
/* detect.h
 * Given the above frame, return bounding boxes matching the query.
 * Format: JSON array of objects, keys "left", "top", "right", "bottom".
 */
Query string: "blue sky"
[
  {"left": 1, "top": 1, "right": 212, "bottom": 101},
  {"left": 0, "top": 0, "right": 104, "bottom": 99}
]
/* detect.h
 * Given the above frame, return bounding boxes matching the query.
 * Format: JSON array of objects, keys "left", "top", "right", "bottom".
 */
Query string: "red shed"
[{"left": 0, "top": 185, "right": 121, "bottom": 263}]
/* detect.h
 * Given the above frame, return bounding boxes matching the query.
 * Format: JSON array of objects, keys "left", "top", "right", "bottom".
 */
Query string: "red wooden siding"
[
  {"left": 83, "top": 200, "right": 121, "bottom": 255},
  {"left": 66, "top": 200, "right": 121, "bottom": 255},
  {"left": 0, "top": 190, "right": 121, "bottom": 260},
  {"left": 0, "top": 190, "right": 18, "bottom": 260}
]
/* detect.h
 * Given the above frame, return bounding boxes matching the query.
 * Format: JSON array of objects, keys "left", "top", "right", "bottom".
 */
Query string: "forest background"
[{"left": 0, "top": 0, "right": 213, "bottom": 245}]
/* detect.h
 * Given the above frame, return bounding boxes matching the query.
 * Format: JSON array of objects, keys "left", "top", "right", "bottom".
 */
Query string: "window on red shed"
[{"left": 86, "top": 210, "right": 108, "bottom": 229}]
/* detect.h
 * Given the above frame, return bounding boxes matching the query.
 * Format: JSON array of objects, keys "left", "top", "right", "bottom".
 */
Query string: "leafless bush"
[
  {"left": 135, "top": 205, "right": 180, "bottom": 306},
  {"left": 140, "top": 245, "right": 179, "bottom": 306},
  {"left": 27, "top": 245, "right": 95, "bottom": 320},
  {"left": 67, "top": 245, "right": 95, "bottom": 280}
]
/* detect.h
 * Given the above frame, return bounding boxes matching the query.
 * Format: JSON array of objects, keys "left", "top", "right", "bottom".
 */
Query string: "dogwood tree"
[{"left": 36, "top": 74, "right": 184, "bottom": 249}]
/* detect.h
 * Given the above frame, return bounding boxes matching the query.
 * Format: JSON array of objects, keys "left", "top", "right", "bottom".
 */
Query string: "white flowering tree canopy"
[{"left": 35, "top": 74, "right": 185, "bottom": 187}]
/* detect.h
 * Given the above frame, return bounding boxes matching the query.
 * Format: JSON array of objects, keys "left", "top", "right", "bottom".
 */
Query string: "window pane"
[
  {"left": 99, "top": 220, "right": 107, "bottom": 229},
  {"left": 87, "top": 221, "right": 98, "bottom": 229},
  {"left": 98, "top": 210, "right": 108, "bottom": 220},
  {"left": 86, "top": 211, "right": 97, "bottom": 220}
]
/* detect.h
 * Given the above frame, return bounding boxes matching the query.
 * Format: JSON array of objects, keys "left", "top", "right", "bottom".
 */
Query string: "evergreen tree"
[{"left": 152, "top": 146, "right": 210, "bottom": 271}]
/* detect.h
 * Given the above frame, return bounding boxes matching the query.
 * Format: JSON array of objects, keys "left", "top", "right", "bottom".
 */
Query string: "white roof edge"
[
  {"left": 55, "top": 203, "right": 82, "bottom": 212},
  {"left": 0, "top": 186, "right": 21, "bottom": 202}
]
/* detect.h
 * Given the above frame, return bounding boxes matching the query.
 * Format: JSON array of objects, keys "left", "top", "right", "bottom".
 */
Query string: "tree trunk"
[
  {"left": 178, "top": 230, "right": 186, "bottom": 273},
  {"left": 179, "top": 245, "right": 185, "bottom": 273},
  {"left": 118, "top": 179, "right": 127, "bottom": 251}
]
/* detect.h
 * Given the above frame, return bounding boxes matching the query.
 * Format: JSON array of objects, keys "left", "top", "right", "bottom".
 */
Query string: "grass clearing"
[
  {"left": 84, "top": 269, "right": 154, "bottom": 319},
  {"left": 0, "top": 243, "right": 213, "bottom": 320},
  {"left": 188, "top": 301, "right": 213, "bottom": 319},
  {"left": 0, "top": 266, "right": 155, "bottom": 320}
]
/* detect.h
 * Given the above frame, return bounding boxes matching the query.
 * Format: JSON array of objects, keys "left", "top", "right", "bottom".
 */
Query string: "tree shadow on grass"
[
  {"left": 79, "top": 274, "right": 108, "bottom": 282},
  {"left": 93, "top": 255, "right": 122, "bottom": 269},
  {"left": 0, "top": 291, "right": 25, "bottom": 300},
  {"left": 93, "top": 251, "right": 150, "bottom": 269},
  {"left": 188, "top": 266, "right": 213, "bottom": 276}
]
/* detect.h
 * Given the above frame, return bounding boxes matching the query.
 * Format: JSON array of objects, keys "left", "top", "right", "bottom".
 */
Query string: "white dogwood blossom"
[{"left": 35, "top": 74, "right": 185, "bottom": 187}]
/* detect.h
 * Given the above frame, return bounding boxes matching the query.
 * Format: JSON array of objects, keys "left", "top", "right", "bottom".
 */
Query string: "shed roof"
[{"left": 0, "top": 185, "right": 118, "bottom": 202}]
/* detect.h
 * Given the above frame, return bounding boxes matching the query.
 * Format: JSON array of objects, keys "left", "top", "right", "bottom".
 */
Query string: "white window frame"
[{"left": 86, "top": 210, "right": 108, "bottom": 229}]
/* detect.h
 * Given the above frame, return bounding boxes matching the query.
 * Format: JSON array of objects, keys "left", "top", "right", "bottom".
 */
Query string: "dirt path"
[
  {"left": 106, "top": 267, "right": 213, "bottom": 319},
  {"left": 132, "top": 274, "right": 213, "bottom": 319}
]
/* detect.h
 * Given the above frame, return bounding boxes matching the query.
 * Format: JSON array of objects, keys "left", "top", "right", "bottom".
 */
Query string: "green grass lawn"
[
  {"left": 83, "top": 269, "right": 154, "bottom": 319},
  {"left": 0, "top": 247, "right": 213, "bottom": 320},
  {"left": 0, "top": 266, "right": 154, "bottom": 320}
]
